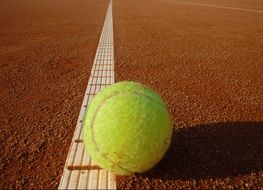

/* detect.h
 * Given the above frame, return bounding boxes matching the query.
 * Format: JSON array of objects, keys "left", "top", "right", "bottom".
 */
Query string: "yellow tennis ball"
[{"left": 83, "top": 81, "right": 172, "bottom": 175}]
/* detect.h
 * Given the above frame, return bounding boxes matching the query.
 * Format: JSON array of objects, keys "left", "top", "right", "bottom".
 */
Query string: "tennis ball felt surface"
[{"left": 83, "top": 81, "right": 172, "bottom": 175}]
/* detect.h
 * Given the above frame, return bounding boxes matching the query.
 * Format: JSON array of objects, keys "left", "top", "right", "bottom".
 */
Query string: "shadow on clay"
[{"left": 138, "top": 121, "right": 263, "bottom": 180}]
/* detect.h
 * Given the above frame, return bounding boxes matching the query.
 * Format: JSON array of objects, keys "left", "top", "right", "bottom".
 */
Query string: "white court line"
[
  {"left": 58, "top": 0, "right": 116, "bottom": 189},
  {"left": 163, "top": 0, "right": 263, "bottom": 13}
]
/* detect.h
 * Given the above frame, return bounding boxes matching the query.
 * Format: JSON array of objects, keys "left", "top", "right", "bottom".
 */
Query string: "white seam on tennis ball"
[{"left": 89, "top": 91, "right": 170, "bottom": 174}]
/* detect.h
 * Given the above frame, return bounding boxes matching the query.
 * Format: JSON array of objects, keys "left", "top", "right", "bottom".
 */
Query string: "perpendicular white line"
[
  {"left": 163, "top": 0, "right": 263, "bottom": 13},
  {"left": 58, "top": 0, "right": 115, "bottom": 189}
]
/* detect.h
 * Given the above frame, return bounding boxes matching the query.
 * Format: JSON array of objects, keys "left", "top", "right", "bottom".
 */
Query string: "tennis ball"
[{"left": 83, "top": 81, "right": 172, "bottom": 175}]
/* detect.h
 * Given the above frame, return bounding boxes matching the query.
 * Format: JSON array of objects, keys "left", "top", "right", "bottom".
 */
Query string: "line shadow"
[{"left": 139, "top": 121, "right": 263, "bottom": 180}]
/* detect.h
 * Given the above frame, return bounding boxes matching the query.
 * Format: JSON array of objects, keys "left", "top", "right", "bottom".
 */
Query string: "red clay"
[
  {"left": 0, "top": 0, "right": 108, "bottom": 188},
  {"left": 1, "top": 0, "right": 263, "bottom": 189},
  {"left": 113, "top": 0, "right": 263, "bottom": 189}
]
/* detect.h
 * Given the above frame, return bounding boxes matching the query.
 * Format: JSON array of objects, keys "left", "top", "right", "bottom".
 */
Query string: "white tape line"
[
  {"left": 58, "top": 0, "right": 116, "bottom": 189},
  {"left": 163, "top": 0, "right": 263, "bottom": 13}
]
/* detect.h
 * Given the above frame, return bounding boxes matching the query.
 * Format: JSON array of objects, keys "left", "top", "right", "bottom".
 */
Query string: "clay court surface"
[{"left": 0, "top": 0, "right": 263, "bottom": 189}]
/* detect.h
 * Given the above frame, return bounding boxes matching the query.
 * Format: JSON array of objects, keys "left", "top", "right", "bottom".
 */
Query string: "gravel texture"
[
  {"left": 0, "top": 0, "right": 108, "bottom": 188},
  {"left": 1, "top": 0, "right": 262, "bottom": 189},
  {"left": 113, "top": 0, "right": 263, "bottom": 189}
]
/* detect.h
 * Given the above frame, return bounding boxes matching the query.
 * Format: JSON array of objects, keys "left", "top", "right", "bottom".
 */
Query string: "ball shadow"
[{"left": 139, "top": 121, "right": 263, "bottom": 180}]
